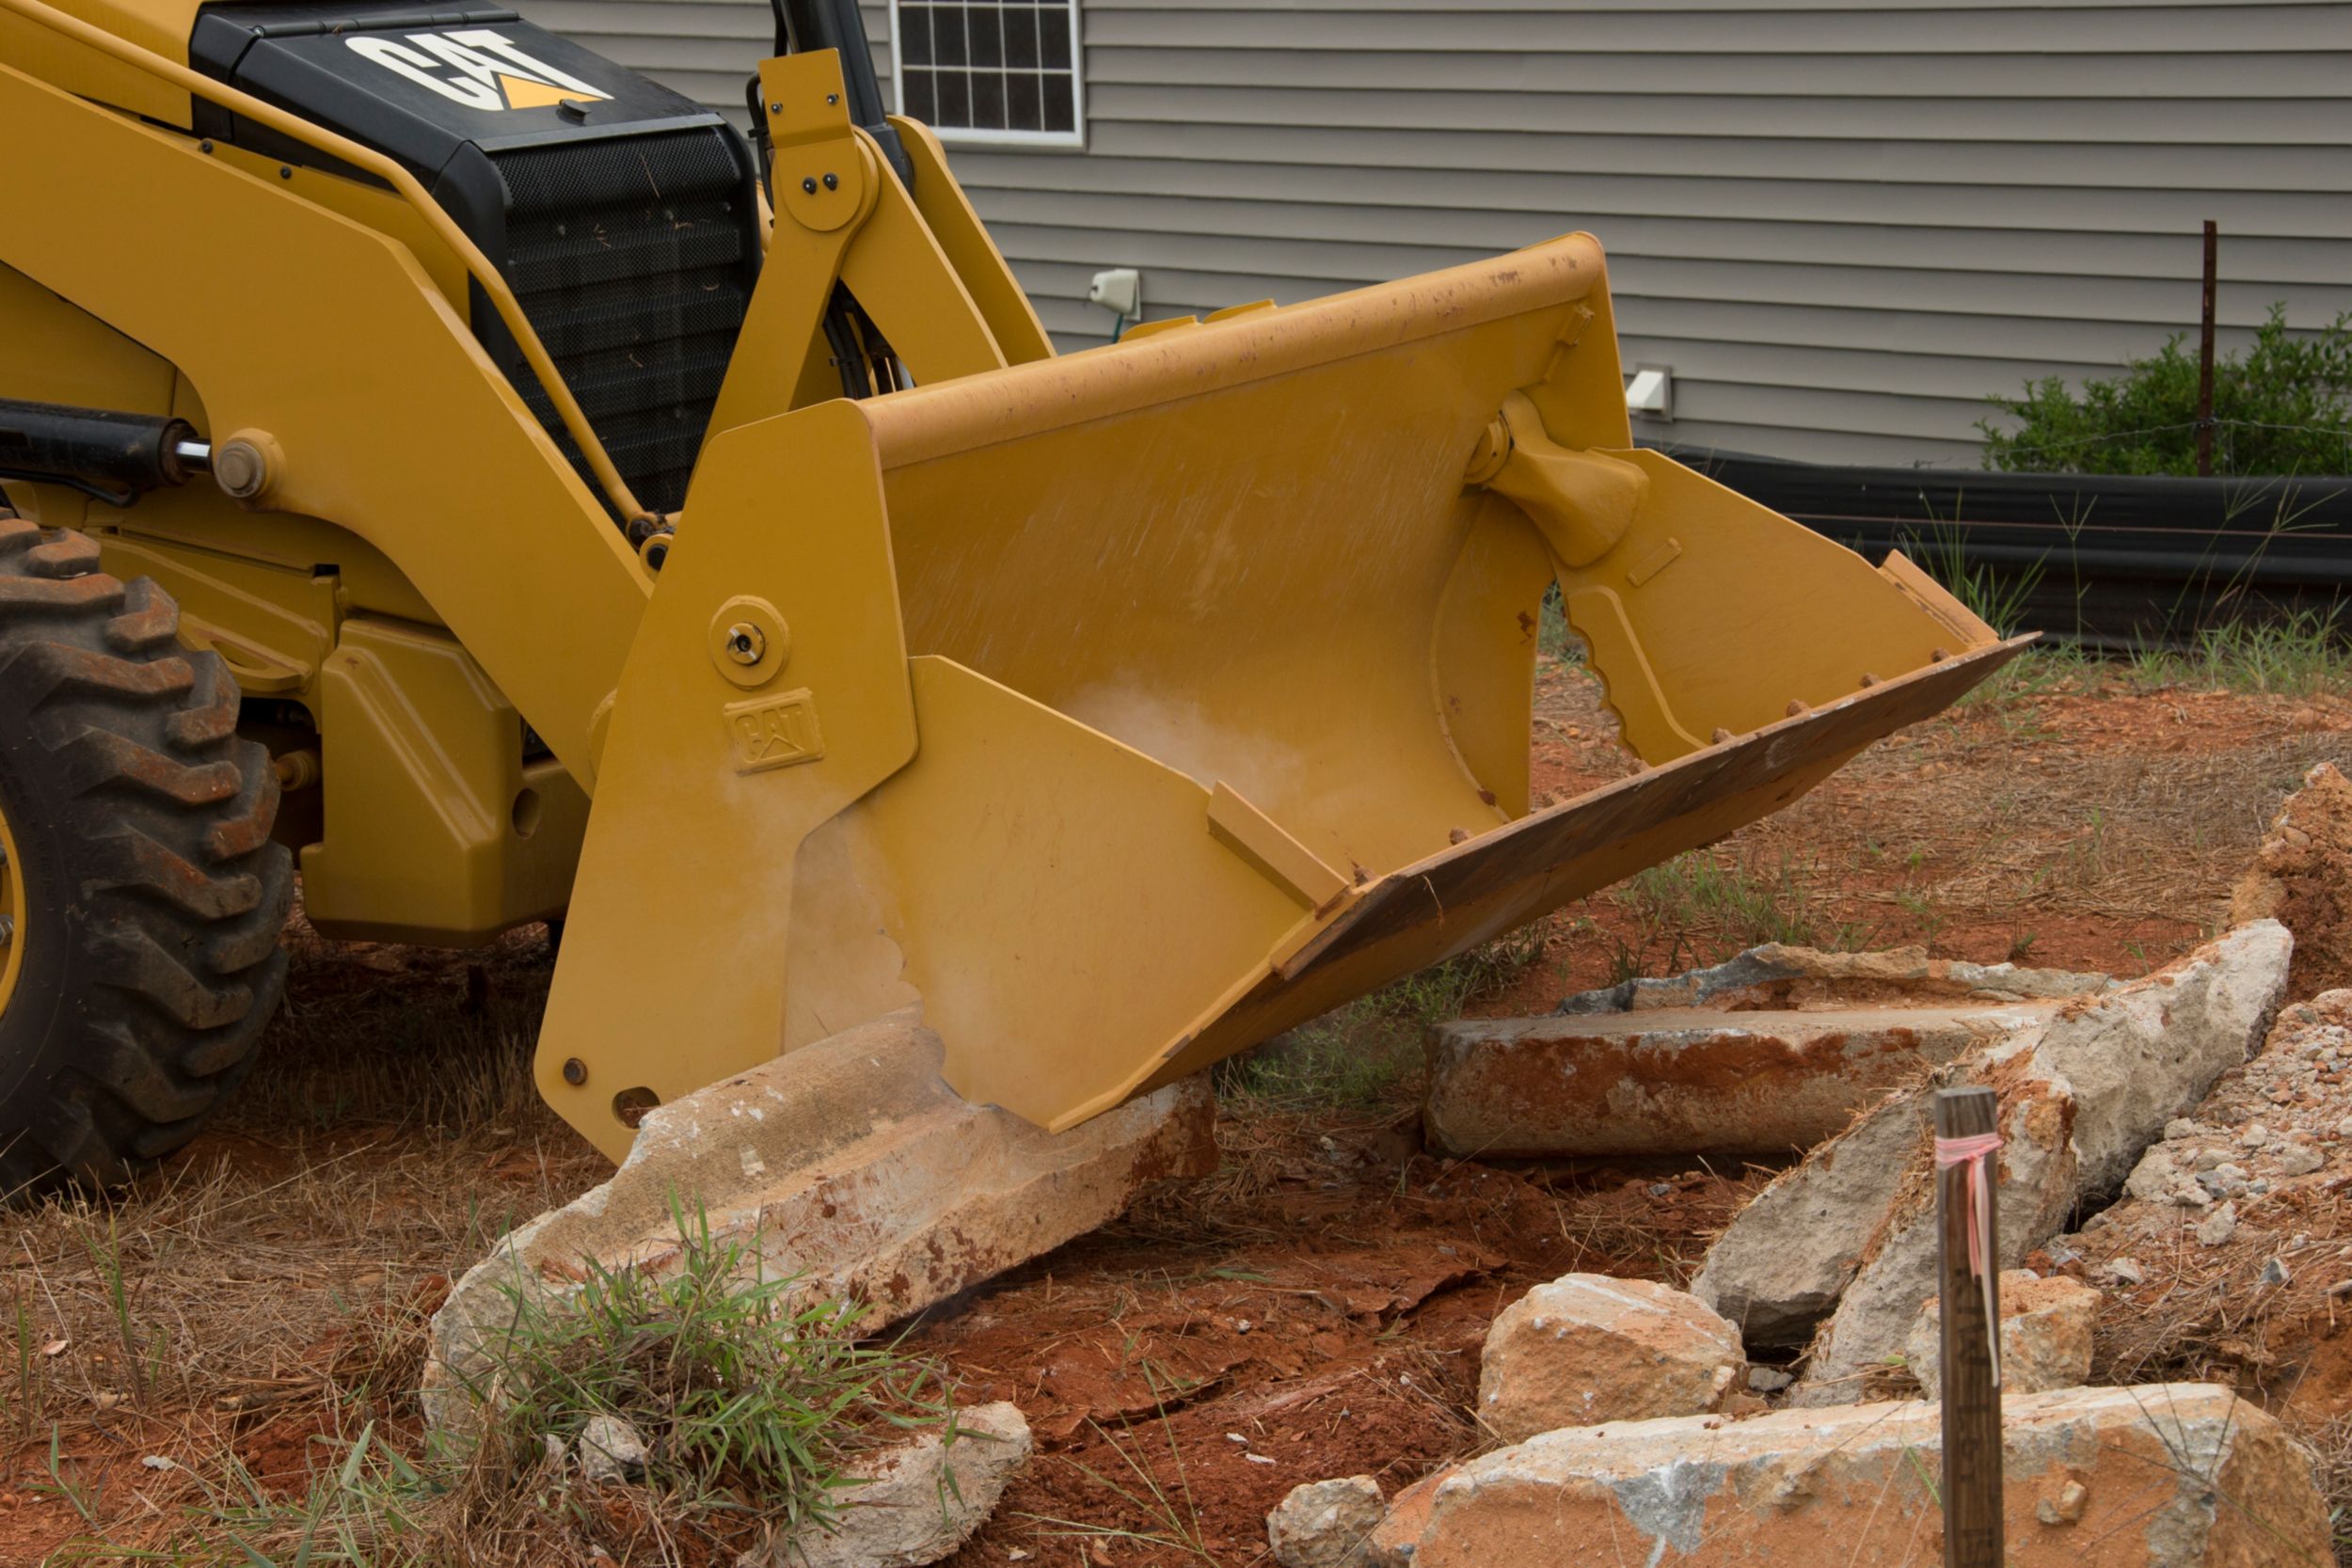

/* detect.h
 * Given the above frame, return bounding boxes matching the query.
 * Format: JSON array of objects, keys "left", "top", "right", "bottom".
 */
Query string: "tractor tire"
[{"left": 0, "top": 509, "right": 293, "bottom": 1196}]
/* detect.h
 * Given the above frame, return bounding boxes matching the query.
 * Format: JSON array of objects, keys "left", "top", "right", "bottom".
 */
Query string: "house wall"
[{"left": 514, "top": 0, "right": 2352, "bottom": 465}]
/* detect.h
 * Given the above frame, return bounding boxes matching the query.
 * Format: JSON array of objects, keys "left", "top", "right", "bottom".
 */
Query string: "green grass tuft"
[
  {"left": 1219, "top": 932, "right": 1549, "bottom": 1109},
  {"left": 1609, "top": 848, "right": 1872, "bottom": 974},
  {"left": 67, "top": 1206, "right": 954, "bottom": 1566}
]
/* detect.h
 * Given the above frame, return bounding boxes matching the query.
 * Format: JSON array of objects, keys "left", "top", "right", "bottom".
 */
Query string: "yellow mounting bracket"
[{"left": 707, "top": 51, "right": 1021, "bottom": 436}]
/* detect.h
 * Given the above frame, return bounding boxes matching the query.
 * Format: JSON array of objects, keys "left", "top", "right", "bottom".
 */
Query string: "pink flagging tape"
[{"left": 1934, "top": 1130, "right": 2006, "bottom": 1389}]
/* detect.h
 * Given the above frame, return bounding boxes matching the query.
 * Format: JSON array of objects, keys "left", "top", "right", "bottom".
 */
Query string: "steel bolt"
[
  {"left": 0, "top": 916, "right": 14, "bottom": 947},
  {"left": 769, "top": 101, "right": 783, "bottom": 114},
  {"left": 278, "top": 165, "right": 293, "bottom": 180},
  {"left": 826, "top": 92, "right": 839, "bottom": 105},
  {"left": 801, "top": 175, "right": 818, "bottom": 194},
  {"left": 822, "top": 171, "right": 838, "bottom": 190},
  {"left": 723, "top": 623, "right": 765, "bottom": 665},
  {"left": 214, "top": 437, "right": 273, "bottom": 499},
  {"left": 562, "top": 1057, "right": 588, "bottom": 1086}
]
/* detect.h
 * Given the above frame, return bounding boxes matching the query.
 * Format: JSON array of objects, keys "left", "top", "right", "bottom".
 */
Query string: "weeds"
[
  {"left": 470, "top": 1199, "right": 953, "bottom": 1546},
  {"left": 76, "top": 1213, "right": 151, "bottom": 1407},
  {"left": 1610, "top": 848, "right": 1870, "bottom": 971},
  {"left": 1218, "top": 931, "right": 1548, "bottom": 1108},
  {"left": 2129, "top": 608, "right": 2351, "bottom": 695},
  {"left": 1020, "top": 1371, "right": 1217, "bottom": 1564},
  {"left": 1537, "top": 582, "right": 1583, "bottom": 662},
  {"left": 1900, "top": 520, "right": 2044, "bottom": 639},
  {"left": 55, "top": 1207, "right": 958, "bottom": 1567},
  {"left": 13, "top": 1289, "right": 38, "bottom": 1439}
]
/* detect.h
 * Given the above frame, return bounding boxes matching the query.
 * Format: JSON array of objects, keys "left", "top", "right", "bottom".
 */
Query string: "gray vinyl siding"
[{"left": 516, "top": 0, "right": 2352, "bottom": 466}]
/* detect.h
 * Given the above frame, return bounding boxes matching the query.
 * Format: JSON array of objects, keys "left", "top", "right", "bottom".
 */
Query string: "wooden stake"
[
  {"left": 2196, "top": 219, "right": 2218, "bottom": 478},
  {"left": 1934, "top": 1085, "right": 2003, "bottom": 1568}
]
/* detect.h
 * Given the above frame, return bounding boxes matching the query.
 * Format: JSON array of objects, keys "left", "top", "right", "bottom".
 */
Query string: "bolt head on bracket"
[
  {"left": 213, "top": 429, "right": 280, "bottom": 501},
  {"left": 708, "top": 594, "right": 790, "bottom": 688}
]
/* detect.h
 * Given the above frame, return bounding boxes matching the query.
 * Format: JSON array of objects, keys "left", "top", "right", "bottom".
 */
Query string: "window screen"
[{"left": 894, "top": 2, "right": 1082, "bottom": 146}]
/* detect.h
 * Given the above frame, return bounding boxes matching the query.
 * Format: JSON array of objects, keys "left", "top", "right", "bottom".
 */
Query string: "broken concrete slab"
[
  {"left": 1425, "top": 1003, "right": 2045, "bottom": 1159},
  {"left": 1477, "top": 1275, "right": 1742, "bottom": 1440},
  {"left": 2233, "top": 760, "right": 2352, "bottom": 999},
  {"left": 1901, "top": 1271, "right": 2099, "bottom": 1397},
  {"left": 1554, "top": 942, "right": 2112, "bottom": 1016},
  {"left": 1789, "top": 923, "right": 2286, "bottom": 1402},
  {"left": 777, "top": 1401, "right": 1032, "bottom": 1568},
  {"left": 1694, "top": 924, "right": 2288, "bottom": 1370},
  {"left": 1690, "top": 1053, "right": 1989, "bottom": 1350},
  {"left": 1790, "top": 1052, "right": 2080, "bottom": 1404},
  {"left": 424, "top": 1009, "right": 1214, "bottom": 1433},
  {"left": 2036, "top": 920, "right": 2292, "bottom": 1203},
  {"left": 1266, "top": 1475, "right": 1385, "bottom": 1568},
  {"left": 1387, "top": 1384, "right": 2329, "bottom": 1567}
]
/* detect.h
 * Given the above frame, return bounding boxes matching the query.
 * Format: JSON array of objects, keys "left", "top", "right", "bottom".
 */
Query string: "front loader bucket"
[{"left": 539, "top": 233, "right": 2020, "bottom": 1159}]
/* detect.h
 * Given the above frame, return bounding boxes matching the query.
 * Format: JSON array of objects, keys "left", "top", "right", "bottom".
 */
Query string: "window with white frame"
[{"left": 890, "top": 1, "right": 1083, "bottom": 148}]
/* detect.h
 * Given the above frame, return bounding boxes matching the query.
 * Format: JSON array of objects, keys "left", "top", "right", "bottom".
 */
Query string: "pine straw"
[
  {"left": 1747, "top": 721, "right": 2341, "bottom": 936},
  {"left": 2078, "top": 1180, "right": 2352, "bottom": 1564},
  {"left": 2088, "top": 1188, "right": 2352, "bottom": 1390}
]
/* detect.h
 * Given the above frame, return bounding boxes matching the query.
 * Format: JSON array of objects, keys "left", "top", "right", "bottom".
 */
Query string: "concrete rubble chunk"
[
  {"left": 1478, "top": 1275, "right": 1741, "bottom": 1441},
  {"left": 2232, "top": 760, "right": 2352, "bottom": 998},
  {"left": 575, "top": 1414, "right": 649, "bottom": 1484},
  {"left": 1790, "top": 1054, "right": 2079, "bottom": 1404},
  {"left": 1426, "top": 1004, "right": 2046, "bottom": 1160},
  {"left": 776, "top": 1401, "right": 1032, "bottom": 1568},
  {"left": 1901, "top": 1271, "right": 2099, "bottom": 1397},
  {"left": 1364, "top": 1466, "right": 1456, "bottom": 1568},
  {"left": 1690, "top": 1063, "right": 1963, "bottom": 1349},
  {"left": 1266, "top": 1476, "right": 1386, "bottom": 1568},
  {"left": 2034, "top": 920, "right": 2292, "bottom": 1203},
  {"left": 1554, "top": 942, "right": 2112, "bottom": 1016},
  {"left": 424, "top": 1009, "right": 1215, "bottom": 1433},
  {"left": 1389, "top": 1385, "right": 2330, "bottom": 1567},
  {"left": 1692, "top": 924, "right": 2288, "bottom": 1385}
]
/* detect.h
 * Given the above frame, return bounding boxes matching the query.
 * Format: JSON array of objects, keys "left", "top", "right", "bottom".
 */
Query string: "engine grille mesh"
[{"left": 490, "top": 127, "right": 752, "bottom": 515}]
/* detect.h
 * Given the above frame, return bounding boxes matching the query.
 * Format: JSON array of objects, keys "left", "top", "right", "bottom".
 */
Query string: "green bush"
[{"left": 1979, "top": 305, "right": 2352, "bottom": 476}]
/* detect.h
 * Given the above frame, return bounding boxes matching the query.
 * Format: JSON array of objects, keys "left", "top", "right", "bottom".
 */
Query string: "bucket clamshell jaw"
[{"left": 538, "top": 231, "right": 2020, "bottom": 1159}]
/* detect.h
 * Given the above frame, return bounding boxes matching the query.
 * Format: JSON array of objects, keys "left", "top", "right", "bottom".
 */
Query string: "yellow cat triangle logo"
[{"left": 499, "top": 72, "right": 602, "bottom": 109}]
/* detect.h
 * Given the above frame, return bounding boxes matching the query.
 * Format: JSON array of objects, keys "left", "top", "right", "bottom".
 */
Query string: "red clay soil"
[
  {"left": 922, "top": 1113, "right": 1763, "bottom": 1565},
  {"left": 2233, "top": 760, "right": 2352, "bottom": 998},
  {"left": 1499, "top": 666, "right": 2352, "bottom": 1016}
]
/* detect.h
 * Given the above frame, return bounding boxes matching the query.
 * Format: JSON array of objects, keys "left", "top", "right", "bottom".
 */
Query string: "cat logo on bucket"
[{"left": 346, "top": 30, "right": 610, "bottom": 112}]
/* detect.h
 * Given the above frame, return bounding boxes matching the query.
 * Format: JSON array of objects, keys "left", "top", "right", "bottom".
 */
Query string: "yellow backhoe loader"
[{"left": 0, "top": 0, "right": 2018, "bottom": 1192}]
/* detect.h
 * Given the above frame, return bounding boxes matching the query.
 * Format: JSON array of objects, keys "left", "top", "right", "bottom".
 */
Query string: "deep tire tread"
[{"left": 0, "top": 515, "right": 293, "bottom": 1196}]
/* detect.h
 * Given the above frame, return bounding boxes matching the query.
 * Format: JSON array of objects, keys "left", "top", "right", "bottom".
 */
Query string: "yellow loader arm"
[{"left": 541, "top": 230, "right": 2015, "bottom": 1152}]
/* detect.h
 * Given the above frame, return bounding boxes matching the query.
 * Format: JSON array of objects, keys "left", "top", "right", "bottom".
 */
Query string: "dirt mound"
[{"left": 2233, "top": 761, "right": 2352, "bottom": 999}]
